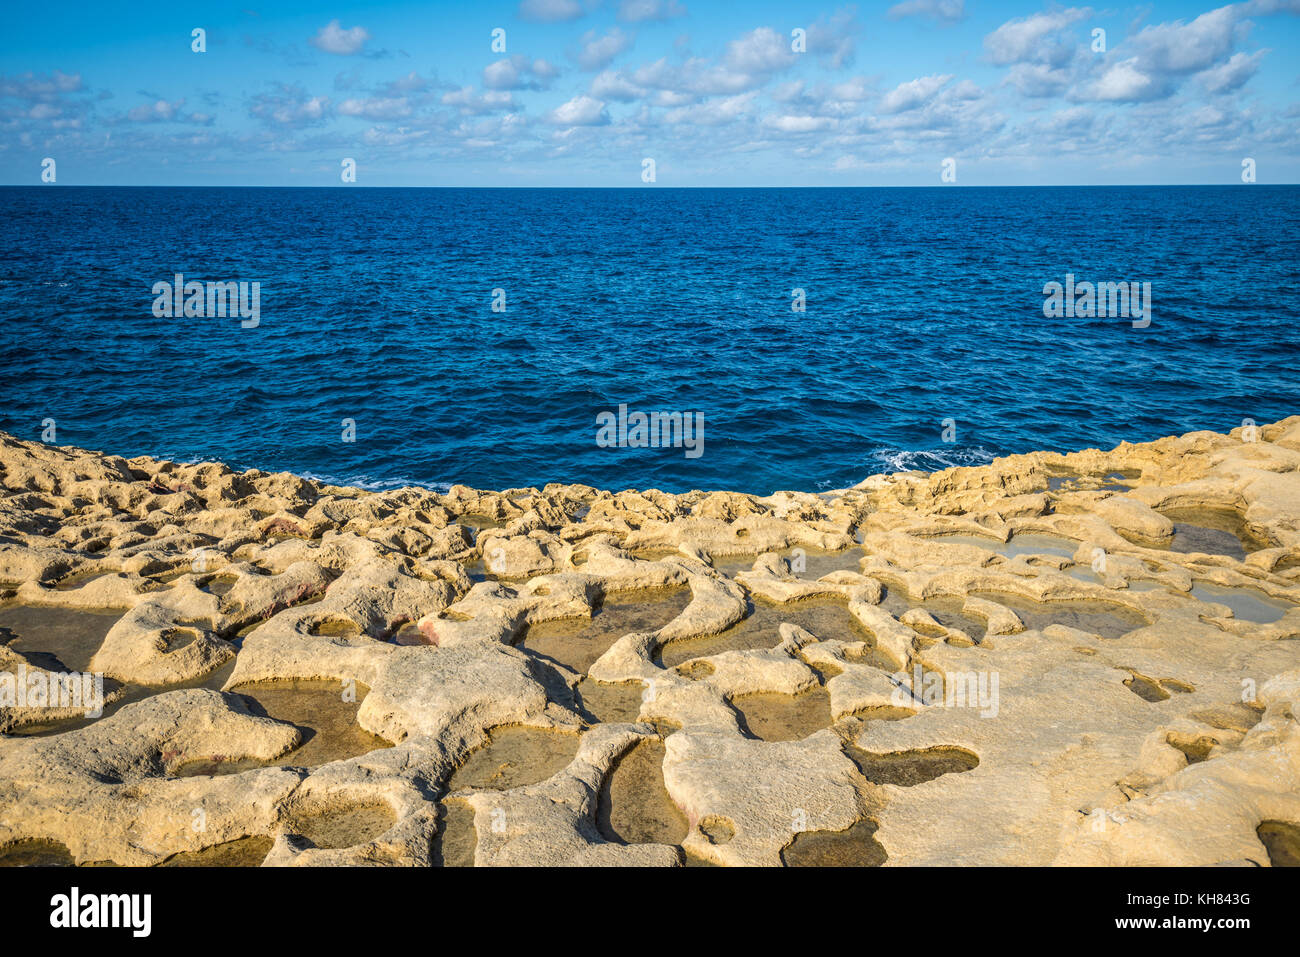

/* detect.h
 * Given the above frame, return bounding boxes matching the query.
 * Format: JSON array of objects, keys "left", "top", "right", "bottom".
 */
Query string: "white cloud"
[
  {"left": 829, "top": 77, "right": 874, "bottom": 102},
  {"left": 949, "top": 78, "right": 981, "bottom": 99},
  {"left": 1189, "top": 104, "right": 1232, "bottom": 128},
  {"left": 309, "top": 20, "right": 370, "bottom": 56},
  {"left": 1130, "top": 5, "right": 1239, "bottom": 74},
  {"left": 483, "top": 56, "right": 560, "bottom": 90},
  {"left": 248, "top": 84, "right": 331, "bottom": 127},
  {"left": 1085, "top": 57, "right": 1160, "bottom": 101},
  {"left": 1198, "top": 49, "right": 1266, "bottom": 92},
  {"left": 124, "top": 98, "right": 212, "bottom": 125},
  {"left": 0, "top": 70, "right": 95, "bottom": 130},
  {"left": 984, "top": 9, "right": 1089, "bottom": 65},
  {"left": 724, "top": 27, "right": 795, "bottom": 75},
  {"left": 986, "top": 4, "right": 1276, "bottom": 105},
  {"left": 338, "top": 97, "right": 413, "bottom": 120},
  {"left": 17, "top": 0, "right": 1300, "bottom": 183},
  {"left": 770, "top": 81, "right": 805, "bottom": 103},
  {"left": 386, "top": 72, "right": 429, "bottom": 93},
  {"left": 832, "top": 154, "right": 875, "bottom": 171},
  {"left": 576, "top": 27, "right": 633, "bottom": 70},
  {"left": 1239, "top": 0, "right": 1300, "bottom": 12},
  {"left": 361, "top": 126, "right": 432, "bottom": 147},
  {"left": 547, "top": 94, "right": 609, "bottom": 125},
  {"left": 600, "top": 25, "right": 801, "bottom": 104},
  {"left": 591, "top": 69, "right": 645, "bottom": 101},
  {"left": 879, "top": 74, "right": 952, "bottom": 112},
  {"left": 1061, "top": 4, "right": 1278, "bottom": 104},
  {"left": 0, "top": 70, "right": 83, "bottom": 98},
  {"left": 1004, "top": 63, "right": 1071, "bottom": 97},
  {"left": 764, "top": 114, "right": 836, "bottom": 133},
  {"left": 807, "top": 9, "right": 861, "bottom": 68},
  {"left": 628, "top": 56, "right": 743, "bottom": 96},
  {"left": 663, "top": 91, "right": 756, "bottom": 126},
  {"left": 129, "top": 100, "right": 178, "bottom": 121},
  {"left": 442, "top": 87, "right": 517, "bottom": 114}
]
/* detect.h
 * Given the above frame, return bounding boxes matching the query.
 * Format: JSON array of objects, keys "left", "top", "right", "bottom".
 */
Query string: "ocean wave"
[
  {"left": 294, "top": 470, "right": 453, "bottom": 494},
  {"left": 867, "top": 446, "right": 998, "bottom": 474}
]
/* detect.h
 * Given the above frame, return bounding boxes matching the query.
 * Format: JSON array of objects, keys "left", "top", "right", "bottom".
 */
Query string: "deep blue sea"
[{"left": 1, "top": 186, "right": 1297, "bottom": 495}]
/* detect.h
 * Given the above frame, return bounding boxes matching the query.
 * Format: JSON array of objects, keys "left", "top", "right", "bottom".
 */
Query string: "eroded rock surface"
[{"left": 1, "top": 418, "right": 1298, "bottom": 866}]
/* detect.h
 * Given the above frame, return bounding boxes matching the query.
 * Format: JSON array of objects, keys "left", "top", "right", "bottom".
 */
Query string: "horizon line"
[{"left": 2, "top": 182, "right": 1294, "bottom": 189}]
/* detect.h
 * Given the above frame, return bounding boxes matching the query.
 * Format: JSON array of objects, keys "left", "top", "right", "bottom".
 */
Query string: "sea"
[{"left": 1, "top": 185, "right": 1296, "bottom": 495}]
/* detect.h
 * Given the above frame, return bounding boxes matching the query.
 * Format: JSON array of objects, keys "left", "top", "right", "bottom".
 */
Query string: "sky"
[{"left": 2, "top": 0, "right": 1298, "bottom": 186}]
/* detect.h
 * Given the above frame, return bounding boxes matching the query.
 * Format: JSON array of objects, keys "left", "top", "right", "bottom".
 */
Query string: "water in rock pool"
[
  {"left": 1159, "top": 508, "right": 1266, "bottom": 560},
  {"left": 1189, "top": 584, "right": 1293, "bottom": 624},
  {"left": 576, "top": 679, "right": 648, "bottom": 724},
  {"left": 433, "top": 801, "right": 478, "bottom": 868},
  {"left": 729, "top": 689, "right": 834, "bottom": 742},
  {"left": 781, "top": 819, "right": 887, "bottom": 867},
  {"left": 159, "top": 836, "right": 274, "bottom": 867},
  {"left": 968, "top": 592, "right": 1147, "bottom": 640},
  {"left": 171, "top": 680, "right": 392, "bottom": 775},
  {"left": 927, "top": 533, "right": 1079, "bottom": 560},
  {"left": 877, "top": 586, "right": 1147, "bottom": 641},
  {"left": 712, "top": 548, "right": 865, "bottom": 581},
  {"left": 1256, "top": 821, "right": 1300, "bottom": 867},
  {"left": 597, "top": 739, "right": 688, "bottom": 847},
  {"left": 281, "top": 804, "right": 397, "bottom": 850},
  {"left": 518, "top": 587, "right": 692, "bottom": 674},
  {"left": 447, "top": 726, "right": 583, "bottom": 792},
  {"left": 845, "top": 745, "right": 979, "bottom": 787},
  {"left": 0, "top": 605, "right": 125, "bottom": 674},
  {"left": 657, "top": 597, "right": 874, "bottom": 669}
]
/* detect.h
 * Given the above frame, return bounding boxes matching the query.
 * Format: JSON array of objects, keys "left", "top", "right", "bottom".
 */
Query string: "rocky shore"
[{"left": 1, "top": 419, "right": 1298, "bottom": 866}]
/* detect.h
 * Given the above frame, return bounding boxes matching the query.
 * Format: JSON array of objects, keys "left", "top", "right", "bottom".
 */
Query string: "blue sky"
[{"left": 2, "top": 0, "right": 1298, "bottom": 185}]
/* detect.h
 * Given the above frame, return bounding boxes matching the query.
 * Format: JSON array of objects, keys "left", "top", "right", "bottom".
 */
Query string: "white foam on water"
[
  {"left": 867, "top": 446, "right": 998, "bottom": 474},
  {"left": 295, "top": 471, "right": 454, "bottom": 494}
]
